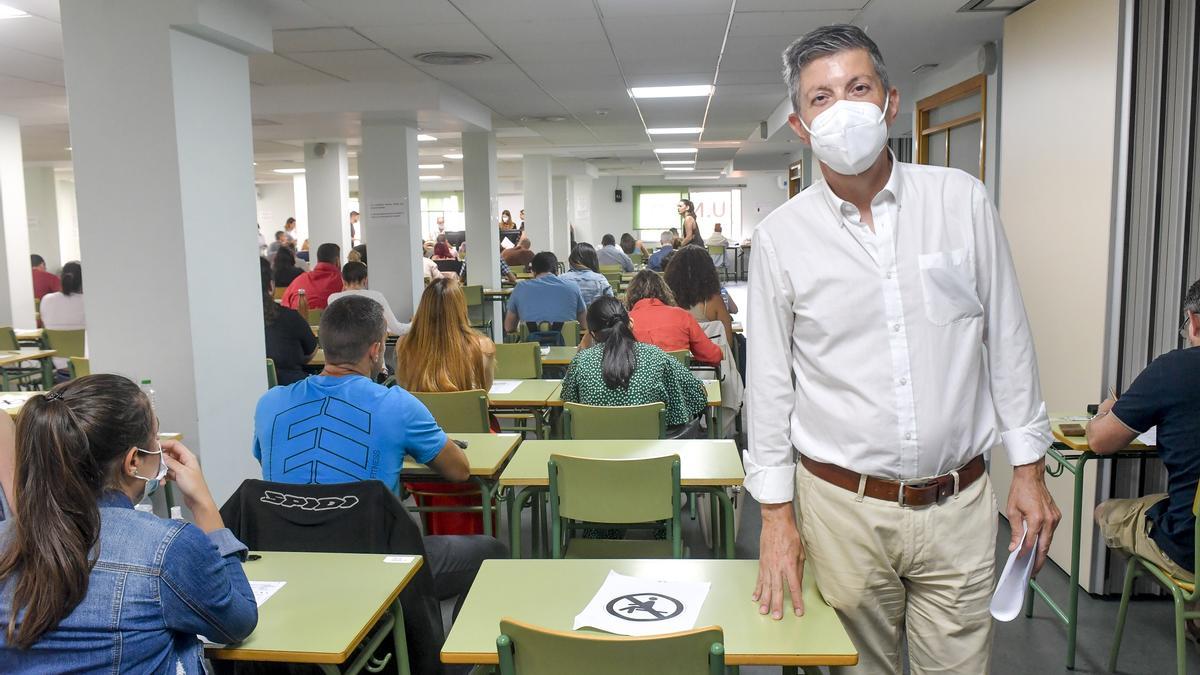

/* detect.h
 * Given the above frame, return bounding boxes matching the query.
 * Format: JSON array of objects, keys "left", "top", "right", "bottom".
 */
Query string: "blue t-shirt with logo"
[
  {"left": 253, "top": 375, "right": 447, "bottom": 492},
  {"left": 507, "top": 274, "right": 586, "bottom": 324}
]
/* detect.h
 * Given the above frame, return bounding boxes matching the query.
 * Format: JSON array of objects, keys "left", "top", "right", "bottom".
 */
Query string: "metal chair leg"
[{"left": 1108, "top": 556, "right": 1140, "bottom": 673}]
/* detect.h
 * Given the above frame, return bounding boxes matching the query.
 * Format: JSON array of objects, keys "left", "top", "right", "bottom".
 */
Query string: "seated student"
[
  {"left": 646, "top": 231, "right": 676, "bottom": 272},
  {"left": 352, "top": 243, "right": 368, "bottom": 265},
  {"left": 281, "top": 243, "right": 343, "bottom": 310},
  {"left": 261, "top": 258, "right": 317, "bottom": 386},
  {"left": 395, "top": 277, "right": 495, "bottom": 394},
  {"left": 625, "top": 270, "right": 721, "bottom": 366},
  {"left": 500, "top": 238, "right": 535, "bottom": 269},
  {"left": 327, "top": 261, "right": 410, "bottom": 336},
  {"left": 40, "top": 261, "right": 85, "bottom": 373},
  {"left": 1090, "top": 279, "right": 1200, "bottom": 594},
  {"left": 433, "top": 235, "right": 458, "bottom": 261},
  {"left": 620, "top": 233, "right": 649, "bottom": 259},
  {"left": 562, "top": 297, "right": 707, "bottom": 431},
  {"left": 705, "top": 222, "right": 729, "bottom": 248},
  {"left": 498, "top": 257, "right": 518, "bottom": 284},
  {"left": 30, "top": 254, "right": 60, "bottom": 301},
  {"left": 253, "top": 296, "right": 506, "bottom": 612},
  {"left": 597, "top": 234, "right": 635, "bottom": 272},
  {"left": 0, "top": 375, "right": 257, "bottom": 671},
  {"left": 560, "top": 242, "right": 614, "bottom": 309},
  {"left": 422, "top": 255, "right": 444, "bottom": 282},
  {"left": 265, "top": 230, "right": 288, "bottom": 261},
  {"left": 503, "top": 252, "right": 587, "bottom": 337},
  {"left": 664, "top": 245, "right": 735, "bottom": 345},
  {"left": 271, "top": 245, "right": 304, "bottom": 289}
]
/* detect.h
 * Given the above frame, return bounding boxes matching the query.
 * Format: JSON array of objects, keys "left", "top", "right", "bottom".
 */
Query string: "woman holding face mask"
[{"left": 0, "top": 375, "right": 257, "bottom": 673}]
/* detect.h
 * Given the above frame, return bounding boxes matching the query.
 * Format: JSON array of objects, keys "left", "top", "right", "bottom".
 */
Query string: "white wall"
[
  {"left": 256, "top": 181, "right": 295, "bottom": 239},
  {"left": 55, "top": 177, "right": 79, "bottom": 263},
  {"left": 910, "top": 44, "right": 1002, "bottom": 201},
  {"left": 24, "top": 167, "right": 60, "bottom": 272}
]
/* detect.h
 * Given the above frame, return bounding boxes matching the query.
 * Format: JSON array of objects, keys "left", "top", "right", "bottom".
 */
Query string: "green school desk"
[
  {"left": 401, "top": 432, "right": 522, "bottom": 538},
  {"left": 0, "top": 348, "right": 55, "bottom": 389}
]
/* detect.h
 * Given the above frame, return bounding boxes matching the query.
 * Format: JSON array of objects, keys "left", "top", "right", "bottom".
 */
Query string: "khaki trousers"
[
  {"left": 1095, "top": 494, "right": 1192, "bottom": 582},
  {"left": 795, "top": 458, "right": 998, "bottom": 674}
]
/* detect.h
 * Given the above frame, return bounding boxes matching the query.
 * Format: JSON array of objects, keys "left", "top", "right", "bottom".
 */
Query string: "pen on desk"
[{"left": 1108, "top": 386, "right": 1118, "bottom": 401}]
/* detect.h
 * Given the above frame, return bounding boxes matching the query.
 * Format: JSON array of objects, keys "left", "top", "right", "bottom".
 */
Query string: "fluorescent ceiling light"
[
  {"left": 663, "top": 167, "right": 695, "bottom": 171},
  {"left": 443, "top": 153, "right": 463, "bottom": 160},
  {"left": 419, "top": 175, "right": 442, "bottom": 181},
  {"left": 348, "top": 175, "right": 358, "bottom": 180},
  {"left": 0, "top": 5, "right": 30, "bottom": 19},
  {"left": 660, "top": 160, "right": 695, "bottom": 165},
  {"left": 665, "top": 174, "right": 721, "bottom": 180},
  {"left": 273, "top": 168, "right": 305, "bottom": 174},
  {"left": 655, "top": 147, "right": 698, "bottom": 154},
  {"left": 498, "top": 153, "right": 524, "bottom": 160},
  {"left": 647, "top": 127, "right": 704, "bottom": 135},
  {"left": 629, "top": 85, "right": 713, "bottom": 99},
  {"left": 419, "top": 163, "right": 445, "bottom": 169},
  {"left": 418, "top": 134, "right": 437, "bottom": 142}
]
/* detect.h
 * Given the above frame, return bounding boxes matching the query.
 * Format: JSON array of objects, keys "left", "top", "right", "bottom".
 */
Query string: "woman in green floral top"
[{"left": 561, "top": 296, "right": 708, "bottom": 430}]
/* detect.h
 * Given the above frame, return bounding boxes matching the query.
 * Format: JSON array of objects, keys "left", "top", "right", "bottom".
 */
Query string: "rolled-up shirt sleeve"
[
  {"left": 971, "top": 180, "right": 1052, "bottom": 466},
  {"left": 743, "top": 227, "right": 798, "bottom": 503}
]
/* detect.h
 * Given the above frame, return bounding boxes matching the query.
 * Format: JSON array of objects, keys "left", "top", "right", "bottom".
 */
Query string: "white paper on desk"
[
  {"left": 500, "top": 237, "right": 515, "bottom": 250},
  {"left": 573, "top": 571, "right": 710, "bottom": 637},
  {"left": 1138, "top": 426, "right": 1157, "bottom": 446},
  {"left": 540, "top": 347, "right": 551, "bottom": 355},
  {"left": 990, "top": 523, "right": 1037, "bottom": 622},
  {"left": 251, "top": 581, "right": 286, "bottom": 607},
  {"left": 489, "top": 380, "right": 522, "bottom": 394}
]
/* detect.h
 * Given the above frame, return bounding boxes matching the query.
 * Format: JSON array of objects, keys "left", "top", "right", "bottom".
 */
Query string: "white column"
[
  {"left": 462, "top": 131, "right": 501, "bottom": 340},
  {"left": 60, "top": 0, "right": 269, "bottom": 503},
  {"left": 359, "top": 120, "right": 422, "bottom": 320},
  {"left": 0, "top": 117, "right": 35, "bottom": 328},
  {"left": 572, "top": 176, "right": 593, "bottom": 243},
  {"left": 522, "top": 156, "right": 553, "bottom": 257},
  {"left": 304, "top": 141, "right": 350, "bottom": 257},
  {"left": 24, "top": 166, "right": 62, "bottom": 273},
  {"left": 551, "top": 175, "right": 571, "bottom": 261}
]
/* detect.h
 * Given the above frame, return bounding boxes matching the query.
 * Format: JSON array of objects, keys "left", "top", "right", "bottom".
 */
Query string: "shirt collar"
[
  {"left": 819, "top": 150, "right": 902, "bottom": 224},
  {"left": 633, "top": 298, "right": 666, "bottom": 310},
  {"left": 98, "top": 490, "right": 134, "bottom": 509}
]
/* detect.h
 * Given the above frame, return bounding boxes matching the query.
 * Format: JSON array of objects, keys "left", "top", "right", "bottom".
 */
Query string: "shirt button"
[
  {"left": 893, "top": 323, "right": 901, "bottom": 332},
  {"left": 899, "top": 377, "right": 908, "bottom": 386},
  {"left": 886, "top": 271, "right": 893, "bottom": 279},
  {"left": 904, "top": 432, "right": 913, "bottom": 441}
]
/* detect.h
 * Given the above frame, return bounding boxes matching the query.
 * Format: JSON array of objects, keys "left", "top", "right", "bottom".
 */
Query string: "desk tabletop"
[
  {"left": 0, "top": 391, "right": 37, "bottom": 417},
  {"left": 442, "top": 559, "right": 856, "bottom": 667},
  {"left": 489, "top": 379, "right": 562, "bottom": 407},
  {"left": 540, "top": 346, "right": 578, "bottom": 366},
  {"left": 498, "top": 438, "right": 744, "bottom": 487},
  {"left": 483, "top": 288, "right": 512, "bottom": 297},
  {"left": 13, "top": 329, "right": 43, "bottom": 341},
  {"left": 539, "top": 379, "right": 719, "bottom": 408},
  {"left": 1050, "top": 414, "right": 1153, "bottom": 453},
  {"left": 403, "top": 432, "right": 522, "bottom": 477},
  {"left": 206, "top": 551, "right": 422, "bottom": 664},
  {"left": 309, "top": 349, "right": 324, "bottom": 366},
  {"left": 0, "top": 348, "right": 55, "bottom": 366}
]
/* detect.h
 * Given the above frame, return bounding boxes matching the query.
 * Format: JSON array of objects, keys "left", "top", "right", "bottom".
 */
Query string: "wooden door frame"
[{"left": 915, "top": 73, "right": 987, "bottom": 179}]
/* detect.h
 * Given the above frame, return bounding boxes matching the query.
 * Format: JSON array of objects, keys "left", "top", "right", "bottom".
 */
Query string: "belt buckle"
[{"left": 897, "top": 478, "right": 937, "bottom": 508}]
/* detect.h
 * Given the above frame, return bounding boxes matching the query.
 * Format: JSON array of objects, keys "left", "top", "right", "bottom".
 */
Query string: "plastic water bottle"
[
  {"left": 140, "top": 379, "right": 157, "bottom": 410},
  {"left": 170, "top": 506, "right": 184, "bottom": 520}
]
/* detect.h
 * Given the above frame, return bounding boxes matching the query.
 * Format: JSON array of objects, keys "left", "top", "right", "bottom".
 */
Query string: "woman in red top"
[{"left": 624, "top": 270, "right": 722, "bottom": 365}]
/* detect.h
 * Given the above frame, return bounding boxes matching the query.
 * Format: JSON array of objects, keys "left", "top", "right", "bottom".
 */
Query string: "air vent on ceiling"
[
  {"left": 957, "top": 0, "right": 1033, "bottom": 12},
  {"left": 519, "top": 115, "right": 568, "bottom": 123},
  {"left": 415, "top": 52, "right": 492, "bottom": 65},
  {"left": 911, "top": 63, "right": 939, "bottom": 74}
]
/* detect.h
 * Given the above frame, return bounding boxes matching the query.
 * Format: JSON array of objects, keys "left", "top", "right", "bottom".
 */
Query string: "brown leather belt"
[{"left": 801, "top": 454, "right": 986, "bottom": 507}]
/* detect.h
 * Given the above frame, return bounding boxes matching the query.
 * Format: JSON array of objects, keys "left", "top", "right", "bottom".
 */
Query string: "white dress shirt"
[
  {"left": 744, "top": 159, "right": 1051, "bottom": 504},
  {"left": 326, "top": 289, "right": 410, "bottom": 337}
]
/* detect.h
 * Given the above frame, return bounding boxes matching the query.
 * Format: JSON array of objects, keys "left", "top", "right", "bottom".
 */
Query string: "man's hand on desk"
[
  {"left": 1007, "top": 458, "right": 1061, "bottom": 576},
  {"left": 753, "top": 502, "right": 805, "bottom": 620}
]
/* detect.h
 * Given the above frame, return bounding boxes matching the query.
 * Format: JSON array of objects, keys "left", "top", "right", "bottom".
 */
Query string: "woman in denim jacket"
[{"left": 0, "top": 374, "right": 257, "bottom": 673}]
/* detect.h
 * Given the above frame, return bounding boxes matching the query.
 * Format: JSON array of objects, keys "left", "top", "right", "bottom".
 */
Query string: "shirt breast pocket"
[{"left": 917, "top": 248, "right": 983, "bottom": 326}]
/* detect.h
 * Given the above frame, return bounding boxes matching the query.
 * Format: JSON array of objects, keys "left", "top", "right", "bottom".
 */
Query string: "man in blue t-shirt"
[
  {"left": 1089, "top": 278, "right": 1200, "bottom": 588},
  {"left": 503, "top": 251, "right": 586, "bottom": 333},
  {"left": 253, "top": 295, "right": 506, "bottom": 613}
]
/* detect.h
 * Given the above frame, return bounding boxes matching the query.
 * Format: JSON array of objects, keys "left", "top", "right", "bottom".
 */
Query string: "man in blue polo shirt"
[
  {"left": 1089, "top": 278, "right": 1200, "bottom": 591},
  {"left": 503, "top": 251, "right": 587, "bottom": 334},
  {"left": 253, "top": 295, "right": 506, "bottom": 613}
]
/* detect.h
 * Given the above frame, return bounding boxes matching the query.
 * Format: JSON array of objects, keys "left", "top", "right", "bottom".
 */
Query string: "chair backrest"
[
  {"left": 273, "top": 286, "right": 286, "bottom": 300},
  {"left": 307, "top": 308, "right": 323, "bottom": 326},
  {"left": 44, "top": 329, "right": 86, "bottom": 359},
  {"left": 705, "top": 245, "right": 725, "bottom": 256},
  {"left": 435, "top": 259, "right": 465, "bottom": 275},
  {"left": 494, "top": 342, "right": 542, "bottom": 379},
  {"left": 497, "top": 619, "right": 724, "bottom": 675},
  {"left": 265, "top": 358, "right": 278, "bottom": 388},
  {"left": 0, "top": 327, "right": 17, "bottom": 351},
  {"left": 561, "top": 320, "right": 581, "bottom": 347},
  {"left": 412, "top": 389, "right": 490, "bottom": 433},
  {"left": 563, "top": 402, "right": 666, "bottom": 440},
  {"left": 525, "top": 321, "right": 565, "bottom": 347},
  {"left": 549, "top": 453, "right": 678, "bottom": 524},
  {"left": 69, "top": 357, "right": 90, "bottom": 379},
  {"left": 630, "top": 252, "right": 644, "bottom": 266},
  {"left": 666, "top": 349, "right": 691, "bottom": 366},
  {"left": 463, "top": 284, "right": 484, "bottom": 306}
]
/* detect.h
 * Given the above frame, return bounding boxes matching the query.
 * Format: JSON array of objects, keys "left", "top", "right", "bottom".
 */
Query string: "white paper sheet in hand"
[
  {"left": 489, "top": 380, "right": 522, "bottom": 394},
  {"left": 573, "top": 571, "right": 710, "bottom": 637},
  {"left": 990, "top": 523, "right": 1038, "bottom": 622}
]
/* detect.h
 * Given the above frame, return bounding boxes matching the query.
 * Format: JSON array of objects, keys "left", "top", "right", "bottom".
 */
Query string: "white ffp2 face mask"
[{"left": 799, "top": 97, "right": 890, "bottom": 176}]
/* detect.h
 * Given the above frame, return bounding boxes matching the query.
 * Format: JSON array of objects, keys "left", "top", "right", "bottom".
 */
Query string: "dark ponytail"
[
  {"left": 60, "top": 261, "right": 82, "bottom": 296},
  {"left": 260, "top": 257, "right": 278, "bottom": 326},
  {"left": 587, "top": 297, "right": 638, "bottom": 389},
  {"left": 0, "top": 375, "right": 153, "bottom": 648}
]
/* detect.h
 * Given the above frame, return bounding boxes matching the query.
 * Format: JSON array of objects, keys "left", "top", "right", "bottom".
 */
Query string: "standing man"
[
  {"left": 745, "top": 25, "right": 1059, "bottom": 673},
  {"left": 349, "top": 210, "right": 361, "bottom": 246}
]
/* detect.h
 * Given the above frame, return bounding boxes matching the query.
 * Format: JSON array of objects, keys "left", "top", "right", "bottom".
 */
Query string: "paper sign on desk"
[
  {"left": 573, "top": 571, "right": 710, "bottom": 637},
  {"left": 1138, "top": 427, "right": 1157, "bottom": 446},
  {"left": 489, "top": 380, "right": 522, "bottom": 394},
  {"left": 540, "top": 347, "right": 551, "bottom": 355},
  {"left": 251, "top": 581, "right": 286, "bottom": 607}
]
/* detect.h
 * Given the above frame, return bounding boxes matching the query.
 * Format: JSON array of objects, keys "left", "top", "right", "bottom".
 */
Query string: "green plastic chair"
[
  {"left": 1109, "top": 483, "right": 1200, "bottom": 674},
  {"left": 549, "top": 453, "right": 682, "bottom": 559},
  {"left": 411, "top": 389, "right": 489, "bottom": 433},
  {"left": 45, "top": 329, "right": 86, "bottom": 359},
  {"left": 706, "top": 245, "right": 730, "bottom": 281},
  {"left": 561, "top": 320, "right": 581, "bottom": 347},
  {"left": 463, "top": 284, "right": 491, "bottom": 334},
  {"left": 496, "top": 618, "right": 724, "bottom": 675},
  {"left": 666, "top": 349, "right": 691, "bottom": 366},
  {"left": 307, "top": 308, "right": 323, "bottom": 327},
  {"left": 630, "top": 252, "right": 644, "bottom": 267},
  {"left": 598, "top": 264, "right": 622, "bottom": 275},
  {"left": 69, "top": 357, "right": 90, "bottom": 379},
  {"left": 562, "top": 402, "right": 666, "bottom": 440},
  {"left": 0, "top": 326, "right": 42, "bottom": 388},
  {"left": 494, "top": 342, "right": 542, "bottom": 379},
  {"left": 0, "top": 327, "right": 18, "bottom": 351},
  {"left": 265, "top": 358, "right": 278, "bottom": 388}
]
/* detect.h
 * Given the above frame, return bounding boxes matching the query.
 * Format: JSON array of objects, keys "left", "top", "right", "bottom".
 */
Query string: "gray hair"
[
  {"left": 782, "top": 24, "right": 890, "bottom": 114},
  {"left": 1185, "top": 278, "right": 1200, "bottom": 316}
]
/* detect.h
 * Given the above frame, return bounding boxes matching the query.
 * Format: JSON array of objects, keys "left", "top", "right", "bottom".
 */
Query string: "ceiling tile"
[
  {"left": 248, "top": 54, "right": 346, "bottom": 85},
  {"left": 729, "top": 10, "right": 858, "bottom": 37},
  {"left": 301, "top": 0, "right": 466, "bottom": 25},
  {"left": 597, "top": 0, "right": 733, "bottom": 16},
  {"left": 358, "top": 22, "right": 500, "bottom": 60},
  {"left": 273, "top": 27, "right": 376, "bottom": 53},
  {"left": 455, "top": 0, "right": 597, "bottom": 22},
  {"left": 287, "top": 50, "right": 431, "bottom": 84},
  {"left": 0, "top": 16, "right": 62, "bottom": 59},
  {"left": 736, "top": 0, "right": 867, "bottom": 10}
]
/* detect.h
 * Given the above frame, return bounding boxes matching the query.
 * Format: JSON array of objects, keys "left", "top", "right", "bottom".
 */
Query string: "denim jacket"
[
  {"left": 559, "top": 268, "right": 614, "bottom": 308},
  {"left": 0, "top": 491, "right": 257, "bottom": 674}
]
